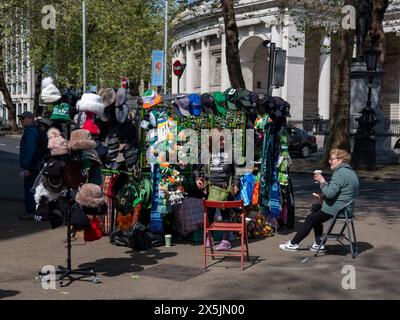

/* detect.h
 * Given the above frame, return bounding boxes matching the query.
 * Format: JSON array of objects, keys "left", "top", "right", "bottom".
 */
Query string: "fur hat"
[
  {"left": 100, "top": 88, "right": 116, "bottom": 107},
  {"left": 47, "top": 127, "right": 61, "bottom": 139},
  {"left": 68, "top": 129, "right": 96, "bottom": 151},
  {"left": 48, "top": 136, "right": 69, "bottom": 156},
  {"left": 75, "top": 183, "right": 105, "bottom": 208},
  {"left": 77, "top": 93, "right": 107, "bottom": 121},
  {"left": 41, "top": 77, "right": 61, "bottom": 104}
]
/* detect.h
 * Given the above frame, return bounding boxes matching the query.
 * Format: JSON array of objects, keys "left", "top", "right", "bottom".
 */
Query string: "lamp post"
[
  {"left": 82, "top": 0, "right": 87, "bottom": 93},
  {"left": 352, "top": 45, "right": 381, "bottom": 170},
  {"left": 164, "top": 0, "right": 168, "bottom": 94}
]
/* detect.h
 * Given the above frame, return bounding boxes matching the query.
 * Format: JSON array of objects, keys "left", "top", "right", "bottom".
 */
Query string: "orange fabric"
[
  {"left": 252, "top": 181, "right": 260, "bottom": 206},
  {"left": 143, "top": 94, "right": 162, "bottom": 109},
  {"left": 116, "top": 203, "right": 142, "bottom": 231}
]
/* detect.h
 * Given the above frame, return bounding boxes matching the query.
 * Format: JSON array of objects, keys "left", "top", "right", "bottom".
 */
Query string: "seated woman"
[
  {"left": 279, "top": 148, "right": 359, "bottom": 252},
  {"left": 194, "top": 129, "right": 240, "bottom": 251}
]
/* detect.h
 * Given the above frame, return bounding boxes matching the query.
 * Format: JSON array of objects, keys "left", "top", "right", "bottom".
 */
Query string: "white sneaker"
[
  {"left": 310, "top": 242, "right": 326, "bottom": 252},
  {"left": 279, "top": 241, "right": 299, "bottom": 252}
]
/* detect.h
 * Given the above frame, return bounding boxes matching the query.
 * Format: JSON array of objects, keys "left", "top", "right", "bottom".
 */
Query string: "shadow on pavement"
[
  {"left": 78, "top": 247, "right": 178, "bottom": 277},
  {"left": 0, "top": 289, "right": 20, "bottom": 299}
]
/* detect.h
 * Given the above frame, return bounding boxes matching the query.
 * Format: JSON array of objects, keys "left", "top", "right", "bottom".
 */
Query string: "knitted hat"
[
  {"left": 68, "top": 129, "right": 96, "bottom": 151},
  {"left": 77, "top": 93, "right": 107, "bottom": 121},
  {"left": 100, "top": 88, "right": 116, "bottom": 107},
  {"left": 41, "top": 77, "right": 61, "bottom": 104},
  {"left": 201, "top": 93, "right": 215, "bottom": 114},
  {"left": 82, "top": 117, "right": 100, "bottom": 136},
  {"left": 188, "top": 94, "right": 202, "bottom": 116},
  {"left": 50, "top": 103, "right": 71, "bottom": 122},
  {"left": 142, "top": 90, "right": 162, "bottom": 109},
  {"left": 75, "top": 183, "right": 105, "bottom": 208},
  {"left": 212, "top": 92, "right": 227, "bottom": 116},
  {"left": 48, "top": 136, "right": 69, "bottom": 156}
]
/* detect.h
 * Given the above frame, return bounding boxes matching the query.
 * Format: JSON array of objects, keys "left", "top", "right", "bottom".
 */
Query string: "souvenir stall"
[{"left": 34, "top": 75, "right": 295, "bottom": 256}]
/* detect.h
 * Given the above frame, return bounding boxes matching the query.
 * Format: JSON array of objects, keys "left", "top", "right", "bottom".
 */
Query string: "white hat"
[
  {"left": 76, "top": 93, "right": 107, "bottom": 121},
  {"left": 41, "top": 77, "right": 61, "bottom": 104}
]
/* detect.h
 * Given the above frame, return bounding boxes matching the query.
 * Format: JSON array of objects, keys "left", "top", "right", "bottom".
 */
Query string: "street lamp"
[
  {"left": 352, "top": 45, "right": 381, "bottom": 171},
  {"left": 164, "top": 0, "right": 168, "bottom": 94},
  {"left": 82, "top": 0, "right": 87, "bottom": 93}
]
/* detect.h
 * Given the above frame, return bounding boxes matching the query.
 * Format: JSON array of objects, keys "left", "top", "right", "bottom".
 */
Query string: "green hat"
[
  {"left": 212, "top": 91, "right": 227, "bottom": 116},
  {"left": 50, "top": 103, "right": 71, "bottom": 122}
]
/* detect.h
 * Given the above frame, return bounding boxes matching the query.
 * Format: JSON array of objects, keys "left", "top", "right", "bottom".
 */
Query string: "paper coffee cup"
[
  {"left": 314, "top": 170, "right": 322, "bottom": 175},
  {"left": 165, "top": 234, "right": 172, "bottom": 247}
]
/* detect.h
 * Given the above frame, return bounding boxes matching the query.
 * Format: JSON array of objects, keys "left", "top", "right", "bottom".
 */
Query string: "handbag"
[{"left": 207, "top": 158, "right": 232, "bottom": 201}]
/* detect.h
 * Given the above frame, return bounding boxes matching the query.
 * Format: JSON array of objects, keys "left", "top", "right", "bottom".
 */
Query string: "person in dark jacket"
[
  {"left": 279, "top": 148, "right": 359, "bottom": 252},
  {"left": 18, "top": 112, "right": 41, "bottom": 220},
  {"left": 194, "top": 129, "right": 240, "bottom": 251}
]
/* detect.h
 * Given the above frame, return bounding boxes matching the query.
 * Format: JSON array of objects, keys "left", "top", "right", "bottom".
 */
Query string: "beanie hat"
[
  {"left": 41, "top": 77, "right": 61, "bottom": 104},
  {"left": 82, "top": 117, "right": 100, "bottom": 136},
  {"left": 77, "top": 93, "right": 107, "bottom": 121},
  {"left": 50, "top": 103, "right": 71, "bottom": 122},
  {"left": 68, "top": 129, "right": 96, "bottom": 151},
  {"left": 48, "top": 134, "right": 68, "bottom": 156},
  {"left": 75, "top": 183, "right": 105, "bottom": 208},
  {"left": 100, "top": 88, "right": 116, "bottom": 107}
]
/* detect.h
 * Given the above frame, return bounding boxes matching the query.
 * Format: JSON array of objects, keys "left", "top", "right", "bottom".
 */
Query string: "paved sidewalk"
[{"left": 1, "top": 175, "right": 399, "bottom": 300}]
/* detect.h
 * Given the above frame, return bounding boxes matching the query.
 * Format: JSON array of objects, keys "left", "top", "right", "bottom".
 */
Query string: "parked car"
[{"left": 288, "top": 127, "right": 318, "bottom": 158}]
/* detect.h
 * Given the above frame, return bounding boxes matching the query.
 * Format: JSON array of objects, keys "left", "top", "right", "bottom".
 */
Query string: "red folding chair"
[{"left": 203, "top": 200, "right": 249, "bottom": 271}]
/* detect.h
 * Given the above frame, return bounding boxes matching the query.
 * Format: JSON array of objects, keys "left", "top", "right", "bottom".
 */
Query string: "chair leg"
[
  {"left": 241, "top": 227, "right": 244, "bottom": 271},
  {"left": 207, "top": 231, "right": 215, "bottom": 260},
  {"left": 351, "top": 220, "right": 358, "bottom": 255},
  {"left": 245, "top": 229, "right": 250, "bottom": 261},
  {"left": 203, "top": 227, "right": 207, "bottom": 270},
  {"left": 345, "top": 220, "right": 356, "bottom": 258},
  {"left": 315, "top": 217, "right": 337, "bottom": 257}
]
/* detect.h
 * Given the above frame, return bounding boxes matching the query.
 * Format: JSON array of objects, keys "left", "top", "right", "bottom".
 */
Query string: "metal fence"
[{"left": 289, "top": 119, "right": 400, "bottom": 136}]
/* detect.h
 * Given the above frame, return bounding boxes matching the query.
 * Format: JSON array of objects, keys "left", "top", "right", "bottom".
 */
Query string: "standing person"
[
  {"left": 279, "top": 148, "right": 359, "bottom": 252},
  {"left": 194, "top": 129, "right": 240, "bottom": 251},
  {"left": 18, "top": 112, "right": 41, "bottom": 220}
]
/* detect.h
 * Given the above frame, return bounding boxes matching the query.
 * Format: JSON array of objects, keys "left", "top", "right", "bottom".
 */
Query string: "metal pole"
[
  {"left": 164, "top": 0, "right": 168, "bottom": 94},
  {"left": 267, "top": 42, "right": 275, "bottom": 96},
  {"left": 82, "top": 0, "right": 87, "bottom": 93}
]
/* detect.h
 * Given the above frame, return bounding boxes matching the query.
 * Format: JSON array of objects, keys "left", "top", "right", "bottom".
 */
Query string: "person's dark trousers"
[
  {"left": 291, "top": 209, "right": 332, "bottom": 245},
  {"left": 24, "top": 171, "right": 39, "bottom": 214}
]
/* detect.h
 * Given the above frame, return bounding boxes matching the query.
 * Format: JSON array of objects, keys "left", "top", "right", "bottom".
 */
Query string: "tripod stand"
[{"left": 39, "top": 192, "right": 100, "bottom": 287}]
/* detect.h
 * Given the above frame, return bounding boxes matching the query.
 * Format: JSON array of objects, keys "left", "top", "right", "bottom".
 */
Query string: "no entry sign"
[{"left": 173, "top": 60, "right": 186, "bottom": 77}]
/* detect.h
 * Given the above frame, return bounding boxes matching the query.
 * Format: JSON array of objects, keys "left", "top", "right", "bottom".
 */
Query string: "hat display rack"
[
  {"left": 38, "top": 78, "right": 100, "bottom": 287},
  {"left": 138, "top": 89, "right": 294, "bottom": 232}
]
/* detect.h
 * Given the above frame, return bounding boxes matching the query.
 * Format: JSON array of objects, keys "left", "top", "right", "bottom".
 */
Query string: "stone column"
[
  {"left": 171, "top": 47, "right": 178, "bottom": 94},
  {"left": 220, "top": 32, "right": 230, "bottom": 91},
  {"left": 281, "top": 17, "right": 305, "bottom": 122},
  {"left": 201, "top": 37, "right": 211, "bottom": 94},
  {"left": 185, "top": 41, "right": 195, "bottom": 93},
  {"left": 318, "top": 36, "right": 331, "bottom": 120}
]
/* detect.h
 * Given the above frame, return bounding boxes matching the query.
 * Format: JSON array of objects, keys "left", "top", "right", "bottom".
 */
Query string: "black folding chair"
[{"left": 314, "top": 200, "right": 358, "bottom": 259}]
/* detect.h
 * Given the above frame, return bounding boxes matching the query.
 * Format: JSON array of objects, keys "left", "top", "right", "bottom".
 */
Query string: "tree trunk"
[
  {"left": 34, "top": 65, "right": 43, "bottom": 117},
  {"left": 370, "top": 0, "right": 389, "bottom": 64},
  {"left": 323, "top": 27, "right": 355, "bottom": 165},
  {"left": 220, "top": 0, "right": 246, "bottom": 89},
  {"left": 0, "top": 44, "right": 17, "bottom": 131}
]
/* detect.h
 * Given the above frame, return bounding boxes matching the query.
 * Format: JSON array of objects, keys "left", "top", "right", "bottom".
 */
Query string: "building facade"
[
  {"left": 0, "top": 30, "right": 36, "bottom": 126},
  {"left": 171, "top": 0, "right": 400, "bottom": 125}
]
